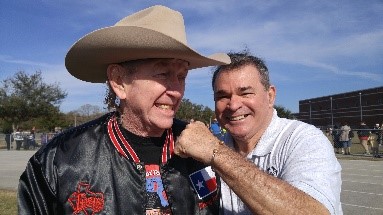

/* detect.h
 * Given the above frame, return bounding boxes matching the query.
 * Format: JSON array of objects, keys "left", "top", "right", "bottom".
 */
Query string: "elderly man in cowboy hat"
[{"left": 18, "top": 5, "right": 230, "bottom": 214}]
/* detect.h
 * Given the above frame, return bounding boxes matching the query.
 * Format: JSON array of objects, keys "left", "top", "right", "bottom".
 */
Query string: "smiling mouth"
[
  {"left": 155, "top": 104, "right": 174, "bottom": 110},
  {"left": 228, "top": 114, "right": 250, "bottom": 121}
]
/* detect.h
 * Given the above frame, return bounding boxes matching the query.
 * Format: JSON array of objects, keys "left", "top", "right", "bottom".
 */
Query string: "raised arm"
[{"left": 175, "top": 121, "right": 336, "bottom": 215}]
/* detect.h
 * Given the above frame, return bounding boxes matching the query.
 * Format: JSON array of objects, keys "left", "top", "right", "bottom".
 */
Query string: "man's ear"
[
  {"left": 107, "top": 64, "right": 127, "bottom": 99},
  {"left": 268, "top": 85, "right": 276, "bottom": 108}
]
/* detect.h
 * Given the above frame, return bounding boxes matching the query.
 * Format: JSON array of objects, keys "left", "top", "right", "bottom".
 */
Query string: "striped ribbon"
[{"left": 107, "top": 116, "right": 174, "bottom": 164}]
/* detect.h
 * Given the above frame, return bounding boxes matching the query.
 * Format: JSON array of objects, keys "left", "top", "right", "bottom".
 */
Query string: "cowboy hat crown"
[{"left": 65, "top": 5, "right": 230, "bottom": 83}]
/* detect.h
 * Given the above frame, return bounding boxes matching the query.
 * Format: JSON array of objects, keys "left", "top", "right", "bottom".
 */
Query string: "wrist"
[{"left": 210, "top": 140, "right": 224, "bottom": 166}]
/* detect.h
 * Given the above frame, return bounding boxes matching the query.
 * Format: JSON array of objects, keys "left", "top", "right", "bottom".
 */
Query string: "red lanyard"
[{"left": 107, "top": 116, "right": 174, "bottom": 164}]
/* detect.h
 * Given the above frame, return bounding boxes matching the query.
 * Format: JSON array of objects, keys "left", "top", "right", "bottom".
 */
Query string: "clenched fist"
[{"left": 174, "top": 121, "right": 221, "bottom": 164}]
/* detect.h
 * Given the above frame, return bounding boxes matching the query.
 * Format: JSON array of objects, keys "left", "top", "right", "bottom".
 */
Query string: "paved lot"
[
  {"left": 0, "top": 150, "right": 36, "bottom": 190},
  {"left": 339, "top": 159, "right": 383, "bottom": 215},
  {"left": 0, "top": 150, "right": 382, "bottom": 214}
]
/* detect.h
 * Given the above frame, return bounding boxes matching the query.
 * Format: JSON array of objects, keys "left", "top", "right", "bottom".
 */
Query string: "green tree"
[
  {"left": 0, "top": 71, "right": 67, "bottom": 129},
  {"left": 274, "top": 105, "right": 294, "bottom": 119},
  {"left": 176, "top": 98, "right": 214, "bottom": 124}
]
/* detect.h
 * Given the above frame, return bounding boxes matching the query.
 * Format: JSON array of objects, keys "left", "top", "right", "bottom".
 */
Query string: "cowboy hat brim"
[{"left": 65, "top": 26, "right": 230, "bottom": 83}]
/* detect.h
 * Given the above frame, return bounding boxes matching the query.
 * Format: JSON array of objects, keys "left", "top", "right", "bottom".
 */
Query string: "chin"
[
  {"left": 227, "top": 127, "right": 249, "bottom": 138},
  {"left": 153, "top": 118, "right": 174, "bottom": 130}
]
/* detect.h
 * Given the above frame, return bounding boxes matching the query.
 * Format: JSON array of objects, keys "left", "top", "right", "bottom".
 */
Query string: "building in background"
[{"left": 298, "top": 86, "right": 383, "bottom": 128}]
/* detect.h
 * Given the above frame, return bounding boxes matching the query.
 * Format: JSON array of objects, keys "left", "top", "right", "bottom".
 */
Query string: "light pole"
[
  {"left": 330, "top": 97, "right": 333, "bottom": 127},
  {"left": 309, "top": 100, "right": 312, "bottom": 124},
  {"left": 359, "top": 92, "right": 362, "bottom": 122}
]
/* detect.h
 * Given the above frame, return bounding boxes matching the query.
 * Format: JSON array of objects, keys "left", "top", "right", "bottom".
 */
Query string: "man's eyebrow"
[
  {"left": 214, "top": 90, "right": 226, "bottom": 96},
  {"left": 238, "top": 86, "right": 253, "bottom": 92}
]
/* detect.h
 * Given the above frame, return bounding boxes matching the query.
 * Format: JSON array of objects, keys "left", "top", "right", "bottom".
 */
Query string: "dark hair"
[{"left": 212, "top": 50, "right": 270, "bottom": 91}]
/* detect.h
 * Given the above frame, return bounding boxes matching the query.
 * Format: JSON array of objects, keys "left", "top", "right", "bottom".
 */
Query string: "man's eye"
[{"left": 242, "top": 93, "right": 254, "bottom": 97}]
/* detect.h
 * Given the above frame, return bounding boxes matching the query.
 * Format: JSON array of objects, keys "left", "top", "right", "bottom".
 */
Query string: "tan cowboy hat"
[{"left": 65, "top": 5, "right": 231, "bottom": 83}]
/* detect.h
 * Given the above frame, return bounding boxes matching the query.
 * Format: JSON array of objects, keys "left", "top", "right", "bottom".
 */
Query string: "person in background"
[
  {"left": 332, "top": 124, "right": 342, "bottom": 154},
  {"left": 339, "top": 121, "right": 351, "bottom": 155},
  {"left": 40, "top": 133, "right": 48, "bottom": 147},
  {"left": 175, "top": 50, "right": 342, "bottom": 214},
  {"left": 22, "top": 130, "right": 31, "bottom": 150},
  {"left": 210, "top": 117, "right": 223, "bottom": 138},
  {"left": 347, "top": 127, "right": 354, "bottom": 155},
  {"left": 28, "top": 127, "right": 37, "bottom": 150},
  {"left": 371, "top": 123, "right": 381, "bottom": 158},
  {"left": 17, "top": 5, "right": 230, "bottom": 214},
  {"left": 4, "top": 129, "right": 14, "bottom": 150},
  {"left": 378, "top": 123, "right": 383, "bottom": 146},
  {"left": 13, "top": 128, "right": 24, "bottom": 150},
  {"left": 357, "top": 121, "right": 371, "bottom": 155}
]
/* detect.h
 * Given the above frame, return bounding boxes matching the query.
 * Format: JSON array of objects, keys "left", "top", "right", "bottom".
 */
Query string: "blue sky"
[{"left": 1, "top": 0, "right": 382, "bottom": 113}]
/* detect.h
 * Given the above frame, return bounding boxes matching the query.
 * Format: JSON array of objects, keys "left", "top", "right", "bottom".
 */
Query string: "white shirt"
[
  {"left": 220, "top": 110, "right": 343, "bottom": 215},
  {"left": 13, "top": 132, "right": 24, "bottom": 141},
  {"left": 339, "top": 125, "right": 351, "bottom": 141}
]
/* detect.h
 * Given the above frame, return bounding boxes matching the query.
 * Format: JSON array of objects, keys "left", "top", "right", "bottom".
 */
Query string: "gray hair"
[{"left": 104, "top": 59, "right": 151, "bottom": 110}]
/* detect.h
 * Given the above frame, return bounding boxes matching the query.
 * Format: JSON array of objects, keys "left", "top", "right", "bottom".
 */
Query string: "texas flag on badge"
[{"left": 189, "top": 166, "right": 217, "bottom": 199}]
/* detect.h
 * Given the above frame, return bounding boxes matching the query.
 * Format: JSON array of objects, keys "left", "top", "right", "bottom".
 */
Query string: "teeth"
[
  {"left": 230, "top": 115, "right": 247, "bottom": 121},
  {"left": 156, "top": 104, "right": 172, "bottom": 110}
]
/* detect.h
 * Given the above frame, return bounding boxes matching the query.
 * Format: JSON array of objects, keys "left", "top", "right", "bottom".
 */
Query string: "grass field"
[{"left": 0, "top": 190, "right": 17, "bottom": 215}]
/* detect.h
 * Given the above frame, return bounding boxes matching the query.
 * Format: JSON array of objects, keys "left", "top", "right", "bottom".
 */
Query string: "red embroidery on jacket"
[
  {"left": 68, "top": 182, "right": 104, "bottom": 215},
  {"left": 198, "top": 192, "right": 219, "bottom": 209}
]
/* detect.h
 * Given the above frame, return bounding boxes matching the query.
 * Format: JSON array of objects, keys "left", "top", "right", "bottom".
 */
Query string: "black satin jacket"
[{"left": 18, "top": 112, "right": 219, "bottom": 214}]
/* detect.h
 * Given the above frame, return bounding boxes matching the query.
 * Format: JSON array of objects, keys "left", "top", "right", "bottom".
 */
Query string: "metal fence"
[
  {"left": 326, "top": 129, "right": 383, "bottom": 143},
  {"left": 1, "top": 129, "right": 382, "bottom": 152},
  {"left": 0, "top": 132, "right": 58, "bottom": 150},
  {"left": 325, "top": 128, "right": 382, "bottom": 156}
]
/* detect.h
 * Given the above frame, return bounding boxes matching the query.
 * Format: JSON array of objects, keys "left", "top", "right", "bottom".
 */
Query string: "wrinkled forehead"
[{"left": 119, "top": 58, "right": 190, "bottom": 73}]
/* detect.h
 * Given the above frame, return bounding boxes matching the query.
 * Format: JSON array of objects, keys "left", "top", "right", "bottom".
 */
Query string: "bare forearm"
[{"left": 212, "top": 144, "right": 329, "bottom": 215}]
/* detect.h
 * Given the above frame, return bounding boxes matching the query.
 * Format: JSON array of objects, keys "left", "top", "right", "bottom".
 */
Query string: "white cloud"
[{"left": 1, "top": 0, "right": 382, "bottom": 113}]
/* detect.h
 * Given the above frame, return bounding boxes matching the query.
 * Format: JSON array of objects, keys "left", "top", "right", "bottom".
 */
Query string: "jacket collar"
[{"left": 107, "top": 113, "right": 174, "bottom": 164}]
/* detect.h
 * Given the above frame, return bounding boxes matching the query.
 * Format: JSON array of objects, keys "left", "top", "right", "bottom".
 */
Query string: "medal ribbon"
[{"left": 107, "top": 115, "right": 174, "bottom": 164}]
